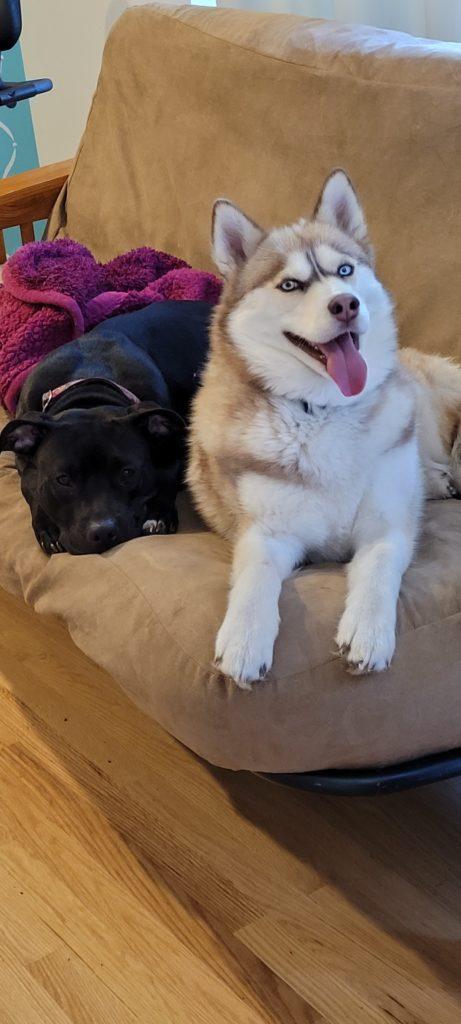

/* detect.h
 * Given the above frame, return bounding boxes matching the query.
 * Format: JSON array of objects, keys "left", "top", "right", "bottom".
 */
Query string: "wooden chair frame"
[{"left": 0, "top": 158, "right": 72, "bottom": 259}]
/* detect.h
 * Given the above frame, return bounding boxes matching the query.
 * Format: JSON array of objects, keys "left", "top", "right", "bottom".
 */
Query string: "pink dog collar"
[{"left": 42, "top": 377, "right": 140, "bottom": 412}]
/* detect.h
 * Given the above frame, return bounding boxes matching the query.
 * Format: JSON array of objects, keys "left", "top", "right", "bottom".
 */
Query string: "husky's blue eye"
[
  {"left": 279, "top": 279, "right": 302, "bottom": 292},
  {"left": 338, "top": 263, "right": 353, "bottom": 277}
]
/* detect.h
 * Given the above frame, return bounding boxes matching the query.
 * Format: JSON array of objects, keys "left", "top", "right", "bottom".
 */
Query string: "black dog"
[{"left": 0, "top": 301, "right": 212, "bottom": 555}]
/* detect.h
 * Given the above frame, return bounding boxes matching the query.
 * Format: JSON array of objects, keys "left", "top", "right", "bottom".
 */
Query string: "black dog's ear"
[
  {"left": 144, "top": 408, "right": 185, "bottom": 440},
  {"left": 0, "top": 415, "right": 54, "bottom": 456},
  {"left": 123, "top": 404, "right": 186, "bottom": 460},
  {"left": 125, "top": 404, "right": 185, "bottom": 439}
]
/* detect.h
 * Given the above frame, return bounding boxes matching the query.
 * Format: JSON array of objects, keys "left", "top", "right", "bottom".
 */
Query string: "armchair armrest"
[{"left": 0, "top": 158, "right": 73, "bottom": 260}]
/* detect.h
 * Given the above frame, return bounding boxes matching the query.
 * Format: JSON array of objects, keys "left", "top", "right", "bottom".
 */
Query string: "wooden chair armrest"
[{"left": 0, "top": 159, "right": 73, "bottom": 257}]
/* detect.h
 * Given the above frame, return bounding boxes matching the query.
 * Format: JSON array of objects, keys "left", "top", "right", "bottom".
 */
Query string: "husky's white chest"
[
  {"left": 237, "top": 396, "right": 391, "bottom": 557},
  {"left": 248, "top": 397, "right": 373, "bottom": 484}
]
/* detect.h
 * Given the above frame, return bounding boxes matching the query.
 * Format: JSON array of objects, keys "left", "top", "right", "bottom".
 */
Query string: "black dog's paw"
[
  {"left": 142, "top": 518, "right": 166, "bottom": 536},
  {"left": 37, "top": 531, "right": 65, "bottom": 556},
  {"left": 32, "top": 506, "right": 65, "bottom": 556},
  {"left": 142, "top": 510, "right": 178, "bottom": 536}
]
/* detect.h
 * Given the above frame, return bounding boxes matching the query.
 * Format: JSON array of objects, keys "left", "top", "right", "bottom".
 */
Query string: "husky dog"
[{"left": 188, "top": 170, "right": 459, "bottom": 688}]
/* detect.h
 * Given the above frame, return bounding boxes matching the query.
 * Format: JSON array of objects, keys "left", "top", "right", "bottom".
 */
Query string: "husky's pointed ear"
[
  {"left": 314, "top": 170, "right": 369, "bottom": 251},
  {"left": 212, "top": 200, "right": 265, "bottom": 277}
]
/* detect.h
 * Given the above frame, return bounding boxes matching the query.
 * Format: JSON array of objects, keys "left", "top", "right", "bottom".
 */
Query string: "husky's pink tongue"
[{"left": 318, "top": 331, "right": 367, "bottom": 397}]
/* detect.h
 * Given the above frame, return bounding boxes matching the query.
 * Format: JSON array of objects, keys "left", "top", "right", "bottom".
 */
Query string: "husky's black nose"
[{"left": 328, "top": 293, "right": 360, "bottom": 324}]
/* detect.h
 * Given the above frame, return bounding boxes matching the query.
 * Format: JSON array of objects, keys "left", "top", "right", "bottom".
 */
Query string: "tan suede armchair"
[{"left": 0, "top": 4, "right": 460, "bottom": 793}]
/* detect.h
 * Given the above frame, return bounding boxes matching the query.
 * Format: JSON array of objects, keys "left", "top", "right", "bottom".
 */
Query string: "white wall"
[
  {"left": 20, "top": 0, "right": 131, "bottom": 164},
  {"left": 218, "top": 0, "right": 461, "bottom": 39}
]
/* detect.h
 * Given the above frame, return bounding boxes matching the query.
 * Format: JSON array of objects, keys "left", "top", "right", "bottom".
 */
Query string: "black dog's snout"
[{"left": 87, "top": 517, "right": 119, "bottom": 551}]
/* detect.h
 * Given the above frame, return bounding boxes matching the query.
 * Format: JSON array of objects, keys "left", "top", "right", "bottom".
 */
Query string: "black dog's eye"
[
  {"left": 278, "top": 279, "right": 303, "bottom": 292},
  {"left": 337, "top": 263, "right": 353, "bottom": 277},
  {"left": 120, "top": 466, "right": 135, "bottom": 480},
  {"left": 56, "top": 473, "right": 71, "bottom": 487}
]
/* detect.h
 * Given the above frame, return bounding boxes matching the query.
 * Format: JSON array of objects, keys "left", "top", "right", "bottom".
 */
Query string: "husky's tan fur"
[{"left": 400, "top": 347, "right": 461, "bottom": 497}]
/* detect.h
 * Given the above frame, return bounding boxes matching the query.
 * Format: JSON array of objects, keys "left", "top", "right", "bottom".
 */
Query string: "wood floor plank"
[
  {"left": 0, "top": 841, "right": 271, "bottom": 1024},
  {"left": 0, "top": 737, "right": 315, "bottom": 1024},
  {"left": 0, "top": 946, "right": 73, "bottom": 1024},
  {"left": 0, "top": 638, "right": 322, "bottom": 928},
  {"left": 306, "top": 885, "right": 461, "bottom": 991},
  {"left": 0, "top": 733, "right": 319, "bottom": 1020},
  {"left": 0, "top": 587, "right": 459, "bottom": 1023},
  {"left": 29, "top": 950, "right": 139, "bottom": 1024},
  {"left": 238, "top": 909, "right": 461, "bottom": 1024},
  {"left": 0, "top": 895, "right": 60, "bottom": 964},
  {"left": 238, "top": 913, "right": 391, "bottom": 1024}
]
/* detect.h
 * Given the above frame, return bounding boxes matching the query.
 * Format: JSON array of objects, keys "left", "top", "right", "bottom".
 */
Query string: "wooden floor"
[{"left": 0, "top": 588, "right": 460, "bottom": 1023}]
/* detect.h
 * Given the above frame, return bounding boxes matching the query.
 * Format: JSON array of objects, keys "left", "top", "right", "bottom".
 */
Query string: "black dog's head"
[{"left": 0, "top": 403, "right": 185, "bottom": 555}]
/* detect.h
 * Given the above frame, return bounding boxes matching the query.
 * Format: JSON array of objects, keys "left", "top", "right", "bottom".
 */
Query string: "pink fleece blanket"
[{"left": 0, "top": 239, "right": 222, "bottom": 412}]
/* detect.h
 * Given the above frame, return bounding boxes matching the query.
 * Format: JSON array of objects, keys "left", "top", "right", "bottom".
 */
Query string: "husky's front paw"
[
  {"left": 214, "top": 611, "right": 275, "bottom": 690},
  {"left": 336, "top": 610, "right": 396, "bottom": 675}
]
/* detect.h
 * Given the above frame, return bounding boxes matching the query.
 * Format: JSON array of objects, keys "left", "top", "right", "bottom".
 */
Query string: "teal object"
[{"left": 0, "top": 42, "right": 42, "bottom": 255}]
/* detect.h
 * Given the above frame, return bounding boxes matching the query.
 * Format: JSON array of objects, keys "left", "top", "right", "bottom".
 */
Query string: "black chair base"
[{"left": 259, "top": 747, "right": 461, "bottom": 795}]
